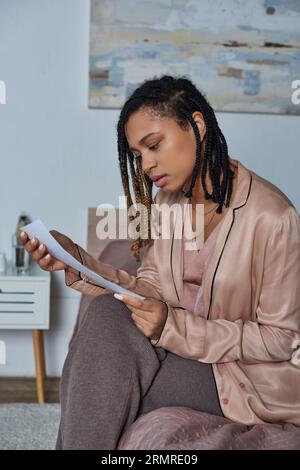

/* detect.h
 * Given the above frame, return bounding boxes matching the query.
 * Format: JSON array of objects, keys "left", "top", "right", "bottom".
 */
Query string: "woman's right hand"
[{"left": 19, "top": 230, "right": 79, "bottom": 273}]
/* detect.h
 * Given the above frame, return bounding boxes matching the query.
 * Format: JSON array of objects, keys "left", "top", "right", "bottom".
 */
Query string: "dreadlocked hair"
[{"left": 116, "top": 75, "right": 235, "bottom": 261}]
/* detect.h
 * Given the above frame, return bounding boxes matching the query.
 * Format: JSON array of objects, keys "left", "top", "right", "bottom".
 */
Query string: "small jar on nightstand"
[
  {"left": 12, "top": 213, "right": 31, "bottom": 274},
  {"left": 0, "top": 252, "right": 7, "bottom": 274}
]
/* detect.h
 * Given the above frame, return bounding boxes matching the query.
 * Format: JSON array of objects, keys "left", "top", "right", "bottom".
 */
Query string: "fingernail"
[
  {"left": 31, "top": 238, "right": 36, "bottom": 245},
  {"left": 20, "top": 231, "right": 25, "bottom": 238},
  {"left": 45, "top": 254, "right": 51, "bottom": 260},
  {"left": 114, "top": 293, "right": 123, "bottom": 301},
  {"left": 38, "top": 244, "right": 44, "bottom": 251}
]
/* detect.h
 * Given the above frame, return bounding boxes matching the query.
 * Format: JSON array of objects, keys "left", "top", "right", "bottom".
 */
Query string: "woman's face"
[{"left": 124, "top": 107, "right": 206, "bottom": 193}]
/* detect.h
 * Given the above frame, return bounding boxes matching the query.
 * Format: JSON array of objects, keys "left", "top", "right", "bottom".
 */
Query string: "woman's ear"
[{"left": 192, "top": 111, "right": 206, "bottom": 142}]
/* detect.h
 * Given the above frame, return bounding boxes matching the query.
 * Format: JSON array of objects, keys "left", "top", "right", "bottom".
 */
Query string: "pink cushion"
[{"left": 118, "top": 406, "right": 300, "bottom": 450}]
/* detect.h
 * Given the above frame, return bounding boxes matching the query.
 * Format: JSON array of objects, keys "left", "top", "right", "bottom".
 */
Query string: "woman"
[{"left": 20, "top": 75, "right": 300, "bottom": 450}]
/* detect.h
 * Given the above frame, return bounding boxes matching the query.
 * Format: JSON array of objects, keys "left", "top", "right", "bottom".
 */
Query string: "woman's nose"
[{"left": 142, "top": 156, "right": 156, "bottom": 175}]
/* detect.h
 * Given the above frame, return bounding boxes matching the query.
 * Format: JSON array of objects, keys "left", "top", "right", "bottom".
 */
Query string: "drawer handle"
[
  {"left": 0, "top": 310, "right": 34, "bottom": 314},
  {"left": 0, "top": 291, "right": 34, "bottom": 294}
]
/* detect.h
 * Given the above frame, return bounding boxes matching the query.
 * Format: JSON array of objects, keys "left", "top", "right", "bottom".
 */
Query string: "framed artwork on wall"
[{"left": 89, "top": 0, "right": 300, "bottom": 115}]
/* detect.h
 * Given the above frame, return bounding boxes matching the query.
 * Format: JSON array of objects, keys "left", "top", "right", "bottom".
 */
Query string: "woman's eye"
[
  {"left": 149, "top": 142, "right": 160, "bottom": 151},
  {"left": 132, "top": 142, "right": 160, "bottom": 159}
]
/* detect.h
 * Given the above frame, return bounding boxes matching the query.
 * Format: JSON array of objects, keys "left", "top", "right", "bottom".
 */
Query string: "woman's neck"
[{"left": 191, "top": 156, "right": 237, "bottom": 208}]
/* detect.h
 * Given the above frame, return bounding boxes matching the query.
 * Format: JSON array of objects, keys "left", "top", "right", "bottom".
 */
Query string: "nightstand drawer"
[
  {"left": 0, "top": 279, "right": 50, "bottom": 329},
  {"left": 0, "top": 292, "right": 35, "bottom": 306}
]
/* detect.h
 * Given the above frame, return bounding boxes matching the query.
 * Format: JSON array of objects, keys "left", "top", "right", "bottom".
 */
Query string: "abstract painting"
[{"left": 89, "top": 0, "right": 300, "bottom": 114}]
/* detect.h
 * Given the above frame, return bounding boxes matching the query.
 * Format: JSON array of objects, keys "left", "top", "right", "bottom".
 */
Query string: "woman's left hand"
[{"left": 114, "top": 294, "right": 168, "bottom": 342}]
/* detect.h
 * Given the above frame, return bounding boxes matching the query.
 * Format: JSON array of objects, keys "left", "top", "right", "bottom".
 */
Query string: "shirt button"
[
  {"left": 222, "top": 398, "right": 229, "bottom": 405},
  {"left": 239, "top": 382, "right": 245, "bottom": 389}
]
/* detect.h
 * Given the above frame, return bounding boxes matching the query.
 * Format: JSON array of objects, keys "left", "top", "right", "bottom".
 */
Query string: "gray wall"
[{"left": 0, "top": 0, "right": 299, "bottom": 376}]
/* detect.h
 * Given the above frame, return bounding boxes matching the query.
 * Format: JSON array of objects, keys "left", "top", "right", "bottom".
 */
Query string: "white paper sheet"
[{"left": 20, "top": 219, "right": 145, "bottom": 300}]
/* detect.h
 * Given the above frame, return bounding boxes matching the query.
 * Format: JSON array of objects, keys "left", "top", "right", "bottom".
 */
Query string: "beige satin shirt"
[{"left": 65, "top": 158, "right": 300, "bottom": 426}]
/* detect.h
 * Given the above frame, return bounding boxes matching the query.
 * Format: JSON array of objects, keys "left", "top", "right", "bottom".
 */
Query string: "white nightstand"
[{"left": 0, "top": 262, "right": 51, "bottom": 403}]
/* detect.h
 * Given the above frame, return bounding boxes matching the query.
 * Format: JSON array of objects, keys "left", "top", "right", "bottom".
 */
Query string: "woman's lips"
[{"left": 153, "top": 175, "right": 167, "bottom": 188}]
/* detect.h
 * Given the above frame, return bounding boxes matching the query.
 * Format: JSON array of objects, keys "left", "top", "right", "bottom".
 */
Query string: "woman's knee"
[
  {"left": 76, "top": 293, "right": 134, "bottom": 341},
  {"left": 66, "top": 294, "right": 134, "bottom": 359},
  {"left": 86, "top": 293, "right": 131, "bottom": 322},
  {"left": 68, "top": 293, "right": 156, "bottom": 366}
]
